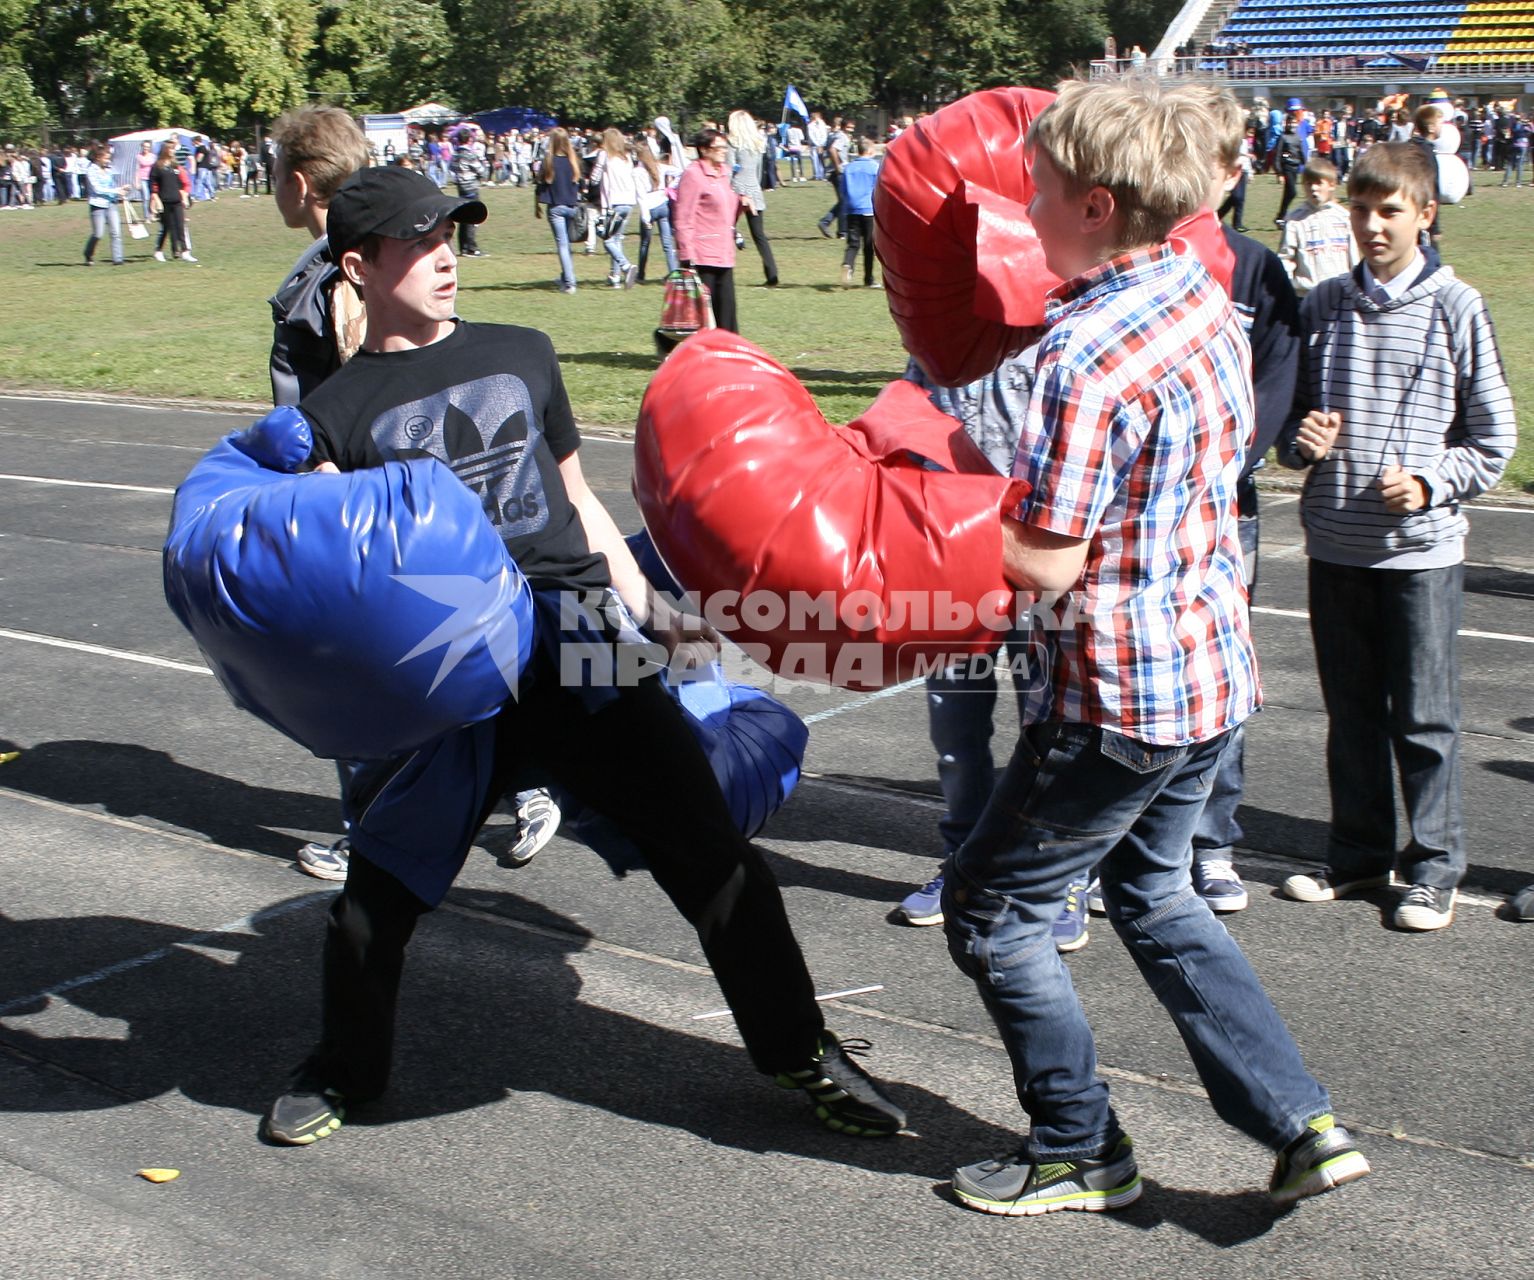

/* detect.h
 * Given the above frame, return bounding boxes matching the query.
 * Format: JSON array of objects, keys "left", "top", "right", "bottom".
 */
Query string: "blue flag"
[{"left": 783, "top": 84, "right": 810, "bottom": 121}]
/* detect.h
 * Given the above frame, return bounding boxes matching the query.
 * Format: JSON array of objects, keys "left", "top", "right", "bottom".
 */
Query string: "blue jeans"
[
  {"left": 927, "top": 632, "right": 1034, "bottom": 855},
  {"left": 1191, "top": 499, "right": 1260, "bottom": 860},
  {"left": 601, "top": 204, "right": 632, "bottom": 275},
  {"left": 85, "top": 205, "right": 123, "bottom": 264},
  {"left": 548, "top": 204, "right": 578, "bottom": 287},
  {"left": 1308, "top": 559, "right": 1465, "bottom": 889},
  {"left": 638, "top": 205, "right": 679, "bottom": 278},
  {"left": 811, "top": 148, "right": 825, "bottom": 180},
  {"left": 943, "top": 722, "right": 1330, "bottom": 1158}
]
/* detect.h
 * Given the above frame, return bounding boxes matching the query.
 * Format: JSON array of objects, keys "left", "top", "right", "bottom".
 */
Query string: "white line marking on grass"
[
  {"left": 0, "top": 472, "right": 174, "bottom": 495},
  {"left": 0, "top": 628, "right": 211, "bottom": 674}
]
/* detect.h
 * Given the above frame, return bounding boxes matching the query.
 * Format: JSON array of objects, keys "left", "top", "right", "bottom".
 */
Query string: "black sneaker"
[
  {"left": 263, "top": 1070, "right": 346, "bottom": 1145},
  {"left": 1269, "top": 1114, "right": 1370, "bottom": 1205},
  {"left": 1394, "top": 883, "right": 1456, "bottom": 931},
  {"left": 775, "top": 1031, "right": 905, "bottom": 1136},
  {"left": 953, "top": 1135, "right": 1142, "bottom": 1216}
]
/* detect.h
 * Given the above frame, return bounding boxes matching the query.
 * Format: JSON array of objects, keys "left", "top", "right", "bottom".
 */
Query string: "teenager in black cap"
[{"left": 263, "top": 164, "right": 907, "bottom": 1146}]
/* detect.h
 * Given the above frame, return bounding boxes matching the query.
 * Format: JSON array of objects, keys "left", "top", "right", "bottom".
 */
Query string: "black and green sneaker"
[
  {"left": 1269, "top": 1114, "right": 1370, "bottom": 1206},
  {"left": 775, "top": 1032, "right": 906, "bottom": 1137},
  {"left": 263, "top": 1074, "right": 346, "bottom": 1146},
  {"left": 952, "top": 1135, "right": 1142, "bottom": 1216}
]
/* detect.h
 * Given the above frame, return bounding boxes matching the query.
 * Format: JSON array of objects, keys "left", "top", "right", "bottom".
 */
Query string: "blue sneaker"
[
  {"left": 1052, "top": 879, "right": 1090, "bottom": 953},
  {"left": 895, "top": 870, "right": 945, "bottom": 926},
  {"left": 1194, "top": 857, "right": 1249, "bottom": 912}
]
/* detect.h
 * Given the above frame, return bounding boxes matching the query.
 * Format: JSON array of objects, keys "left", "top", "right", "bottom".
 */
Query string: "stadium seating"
[{"left": 1209, "top": 1, "right": 1534, "bottom": 65}]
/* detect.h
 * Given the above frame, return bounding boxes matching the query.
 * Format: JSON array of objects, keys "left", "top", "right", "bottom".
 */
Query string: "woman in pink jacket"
[{"left": 672, "top": 128, "right": 746, "bottom": 332}]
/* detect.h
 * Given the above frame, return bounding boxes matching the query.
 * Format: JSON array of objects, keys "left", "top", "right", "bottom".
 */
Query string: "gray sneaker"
[
  {"left": 1269, "top": 1115, "right": 1370, "bottom": 1206},
  {"left": 953, "top": 1135, "right": 1142, "bottom": 1216},
  {"left": 295, "top": 836, "right": 350, "bottom": 881}
]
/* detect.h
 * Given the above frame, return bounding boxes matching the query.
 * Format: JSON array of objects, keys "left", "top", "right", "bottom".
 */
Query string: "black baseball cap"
[{"left": 326, "top": 165, "right": 487, "bottom": 258}]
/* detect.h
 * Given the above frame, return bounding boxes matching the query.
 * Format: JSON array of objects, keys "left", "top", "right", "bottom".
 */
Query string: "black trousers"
[
  {"left": 1276, "top": 169, "right": 1298, "bottom": 221},
  {"left": 695, "top": 265, "right": 737, "bottom": 333},
  {"left": 842, "top": 214, "right": 875, "bottom": 284},
  {"left": 457, "top": 217, "right": 479, "bottom": 255},
  {"left": 742, "top": 209, "right": 778, "bottom": 284},
  {"left": 1218, "top": 173, "right": 1247, "bottom": 228},
  {"left": 309, "top": 662, "right": 822, "bottom": 1099},
  {"left": 156, "top": 203, "right": 188, "bottom": 255}
]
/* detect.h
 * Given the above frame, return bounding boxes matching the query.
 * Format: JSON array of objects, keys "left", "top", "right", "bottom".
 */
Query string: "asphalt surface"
[{"left": 1, "top": 393, "right": 1531, "bottom": 1280}]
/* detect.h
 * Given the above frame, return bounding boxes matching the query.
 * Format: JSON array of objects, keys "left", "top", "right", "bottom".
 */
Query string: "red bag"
[{"left": 659, "top": 268, "right": 713, "bottom": 334}]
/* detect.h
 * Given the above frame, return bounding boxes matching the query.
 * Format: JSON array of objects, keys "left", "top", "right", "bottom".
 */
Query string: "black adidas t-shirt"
[{"left": 302, "top": 320, "right": 608, "bottom": 590}]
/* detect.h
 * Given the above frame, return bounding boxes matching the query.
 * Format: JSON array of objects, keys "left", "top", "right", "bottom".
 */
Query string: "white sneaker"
[
  {"left": 153, "top": 251, "right": 166, "bottom": 262},
  {"left": 494, "top": 789, "right": 561, "bottom": 868},
  {"left": 295, "top": 837, "right": 350, "bottom": 881},
  {"left": 1281, "top": 867, "right": 1391, "bottom": 903},
  {"left": 181, "top": 252, "right": 198, "bottom": 263}
]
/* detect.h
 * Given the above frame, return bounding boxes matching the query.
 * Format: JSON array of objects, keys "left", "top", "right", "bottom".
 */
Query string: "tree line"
[{"left": 0, "top": 0, "right": 1181, "bottom": 136}]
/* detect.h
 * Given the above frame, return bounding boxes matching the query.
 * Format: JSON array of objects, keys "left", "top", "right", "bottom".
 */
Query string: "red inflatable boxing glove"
[
  {"left": 633, "top": 330, "right": 1028, "bottom": 691},
  {"left": 875, "top": 87, "right": 1235, "bottom": 388}
]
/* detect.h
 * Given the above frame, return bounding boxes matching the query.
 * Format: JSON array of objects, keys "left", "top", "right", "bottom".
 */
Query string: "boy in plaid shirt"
[{"left": 942, "top": 78, "right": 1369, "bottom": 1218}]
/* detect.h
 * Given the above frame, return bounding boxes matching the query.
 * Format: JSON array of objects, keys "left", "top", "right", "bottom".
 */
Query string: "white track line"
[
  {"left": 1253, "top": 605, "right": 1534, "bottom": 645},
  {"left": 801, "top": 677, "right": 926, "bottom": 725},
  {"left": 0, "top": 894, "right": 332, "bottom": 1019},
  {"left": 0, "top": 628, "right": 211, "bottom": 674},
  {"left": 0, "top": 472, "right": 173, "bottom": 496}
]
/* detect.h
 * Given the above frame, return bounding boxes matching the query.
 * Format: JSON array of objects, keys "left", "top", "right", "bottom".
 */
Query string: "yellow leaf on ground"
[{"left": 136, "top": 1168, "right": 180, "bottom": 1183}]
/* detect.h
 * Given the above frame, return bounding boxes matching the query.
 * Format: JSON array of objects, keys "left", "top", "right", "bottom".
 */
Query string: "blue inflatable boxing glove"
[{"left": 164, "top": 407, "right": 535, "bottom": 760}]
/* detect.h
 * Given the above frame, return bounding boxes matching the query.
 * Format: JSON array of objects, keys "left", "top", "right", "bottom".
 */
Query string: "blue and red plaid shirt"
[{"left": 1012, "top": 243, "right": 1260, "bottom": 745}]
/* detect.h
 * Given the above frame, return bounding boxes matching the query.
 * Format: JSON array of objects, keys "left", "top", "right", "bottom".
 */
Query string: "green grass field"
[{"left": 2, "top": 170, "right": 1528, "bottom": 489}]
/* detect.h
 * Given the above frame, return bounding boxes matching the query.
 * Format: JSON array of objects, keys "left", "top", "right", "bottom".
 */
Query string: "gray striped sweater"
[{"left": 1280, "top": 258, "right": 1516, "bottom": 569}]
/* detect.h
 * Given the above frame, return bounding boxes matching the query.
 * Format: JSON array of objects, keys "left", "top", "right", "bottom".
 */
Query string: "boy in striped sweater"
[{"left": 1279, "top": 142, "right": 1516, "bottom": 931}]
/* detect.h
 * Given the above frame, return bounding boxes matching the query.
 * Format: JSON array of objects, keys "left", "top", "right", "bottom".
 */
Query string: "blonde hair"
[
  {"left": 1164, "top": 81, "right": 1246, "bottom": 170},
  {"left": 1029, "top": 77, "right": 1211, "bottom": 247},
  {"left": 270, "top": 105, "right": 370, "bottom": 202},
  {"left": 601, "top": 127, "right": 628, "bottom": 159},
  {"left": 727, "top": 110, "right": 762, "bottom": 153}
]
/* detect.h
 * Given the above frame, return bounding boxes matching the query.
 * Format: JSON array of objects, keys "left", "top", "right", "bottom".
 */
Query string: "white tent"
[
  {"left": 399, "top": 102, "right": 460, "bottom": 124},
  {"left": 107, "top": 126, "right": 198, "bottom": 197}
]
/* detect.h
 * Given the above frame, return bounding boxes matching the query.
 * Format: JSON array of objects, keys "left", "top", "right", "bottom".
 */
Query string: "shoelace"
[
  {"left": 1199, "top": 858, "right": 1239, "bottom": 883},
  {"left": 915, "top": 873, "right": 945, "bottom": 896},
  {"left": 832, "top": 1037, "right": 874, "bottom": 1061},
  {"left": 1401, "top": 884, "right": 1438, "bottom": 908}
]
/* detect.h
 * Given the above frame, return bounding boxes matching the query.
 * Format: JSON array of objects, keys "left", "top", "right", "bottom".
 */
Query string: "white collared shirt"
[{"left": 1362, "top": 250, "right": 1424, "bottom": 303}]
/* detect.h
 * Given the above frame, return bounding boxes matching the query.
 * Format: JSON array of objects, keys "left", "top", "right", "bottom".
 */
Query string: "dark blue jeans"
[
  {"left": 943, "top": 722, "right": 1330, "bottom": 1159},
  {"left": 1308, "top": 559, "right": 1465, "bottom": 889},
  {"left": 926, "top": 632, "right": 1035, "bottom": 856}
]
